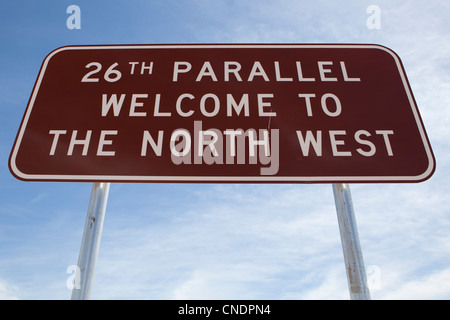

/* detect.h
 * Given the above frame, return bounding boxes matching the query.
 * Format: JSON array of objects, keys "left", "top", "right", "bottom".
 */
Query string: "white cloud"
[
  {"left": 0, "top": 279, "right": 19, "bottom": 300},
  {"left": 381, "top": 267, "right": 450, "bottom": 300},
  {"left": 295, "top": 266, "right": 349, "bottom": 300}
]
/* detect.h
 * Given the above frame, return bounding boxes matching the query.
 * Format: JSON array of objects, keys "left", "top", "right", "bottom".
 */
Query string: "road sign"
[{"left": 9, "top": 44, "right": 435, "bottom": 183}]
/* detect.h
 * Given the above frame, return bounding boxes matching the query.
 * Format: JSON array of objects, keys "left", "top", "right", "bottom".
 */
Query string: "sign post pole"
[
  {"left": 332, "top": 183, "right": 371, "bottom": 300},
  {"left": 71, "top": 182, "right": 110, "bottom": 300}
]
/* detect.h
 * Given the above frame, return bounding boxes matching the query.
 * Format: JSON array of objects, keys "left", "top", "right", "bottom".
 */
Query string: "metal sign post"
[
  {"left": 333, "top": 183, "right": 371, "bottom": 300},
  {"left": 71, "top": 182, "right": 110, "bottom": 300}
]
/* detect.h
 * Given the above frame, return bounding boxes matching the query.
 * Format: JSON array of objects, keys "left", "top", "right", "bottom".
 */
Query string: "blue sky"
[{"left": 1, "top": 0, "right": 450, "bottom": 299}]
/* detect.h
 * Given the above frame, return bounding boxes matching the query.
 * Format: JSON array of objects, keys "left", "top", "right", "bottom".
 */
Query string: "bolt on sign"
[{"left": 9, "top": 44, "right": 435, "bottom": 183}]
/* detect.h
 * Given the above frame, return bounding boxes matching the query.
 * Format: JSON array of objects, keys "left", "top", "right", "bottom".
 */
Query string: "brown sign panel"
[{"left": 9, "top": 44, "right": 435, "bottom": 183}]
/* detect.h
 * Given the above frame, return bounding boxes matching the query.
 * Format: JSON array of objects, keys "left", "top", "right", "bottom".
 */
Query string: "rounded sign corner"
[
  {"left": 8, "top": 155, "right": 30, "bottom": 182},
  {"left": 41, "top": 45, "right": 85, "bottom": 66},
  {"left": 418, "top": 154, "right": 436, "bottom": 183},
  {"left": 367, "top": 43, "right": 404, "bottom": 63}
]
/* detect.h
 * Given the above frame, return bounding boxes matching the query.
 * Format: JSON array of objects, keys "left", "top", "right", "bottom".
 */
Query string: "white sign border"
[{"left": 9, "top": 44, "right": 436, "bottom": 183}]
